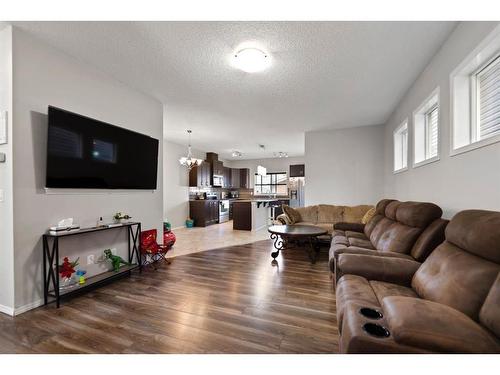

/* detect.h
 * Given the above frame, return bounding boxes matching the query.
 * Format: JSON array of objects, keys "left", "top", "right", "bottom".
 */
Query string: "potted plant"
[{"left": 113, "top": 212, "right": 132, "bottom": 224}]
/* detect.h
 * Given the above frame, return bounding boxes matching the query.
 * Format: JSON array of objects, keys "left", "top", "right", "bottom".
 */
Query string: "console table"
[{"left": 42, "top": 222, "right": 141, "bottom": 308}]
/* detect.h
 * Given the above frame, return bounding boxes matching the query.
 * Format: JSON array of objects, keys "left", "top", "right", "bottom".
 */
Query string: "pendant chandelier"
[{"left": 179, "top": 130, "right": 203, "bottom": 170}]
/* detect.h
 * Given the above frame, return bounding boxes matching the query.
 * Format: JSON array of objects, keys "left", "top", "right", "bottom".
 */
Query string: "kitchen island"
[{"left": 232, "top": 198, "right": 287, "bottom": 231}]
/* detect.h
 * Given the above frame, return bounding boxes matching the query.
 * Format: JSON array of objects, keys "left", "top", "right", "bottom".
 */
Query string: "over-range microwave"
[{"left": 213, "top": 175, "right": 223, "bottom": 187}]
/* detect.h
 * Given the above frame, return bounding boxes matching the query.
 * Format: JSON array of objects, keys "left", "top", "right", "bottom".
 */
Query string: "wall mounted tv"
[{"left": 46, "top": 106, "right": 159, "bottom": 189}]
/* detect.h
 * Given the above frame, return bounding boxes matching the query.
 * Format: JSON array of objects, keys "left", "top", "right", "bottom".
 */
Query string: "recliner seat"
[{"left": 335, "top": 209, "right": 500, "bottom": 353}]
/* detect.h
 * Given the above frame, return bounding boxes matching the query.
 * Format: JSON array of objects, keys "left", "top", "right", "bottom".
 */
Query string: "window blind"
[
  {"left": 426, "top": 106, "right": 438, "bottom": 158},
  {"left": 478, "top": 55, "right": 500, "bottom": 139}
]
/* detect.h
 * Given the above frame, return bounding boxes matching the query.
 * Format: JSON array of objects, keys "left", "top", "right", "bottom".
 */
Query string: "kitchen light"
[
  {"left": 179, "top": 130, "right": 203, "bottom": 170},
  {"left": 232, "top": 151, "right": 242, "bottom": 157},
  {"left": 275, "top": 152, "right": 288, "bottom": 158},
  {"left": 232, "top": 48, "right": 271, "bottom": 73}
]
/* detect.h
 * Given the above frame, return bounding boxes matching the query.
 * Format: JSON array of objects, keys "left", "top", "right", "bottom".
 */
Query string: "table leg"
[
  {"left": 307, "top": 236, "right": 321, "bottom": 264},
  {"left": 270, "top": 233, "right": 286, "bottom": 259}
]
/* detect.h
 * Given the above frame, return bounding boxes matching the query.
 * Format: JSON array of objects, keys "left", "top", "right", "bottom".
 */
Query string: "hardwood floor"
[{"left": 0, "top": 239, "right": 339, "bottom": 353}]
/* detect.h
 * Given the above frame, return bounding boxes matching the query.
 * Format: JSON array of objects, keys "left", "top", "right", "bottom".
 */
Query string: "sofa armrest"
[
  {"left": 334, "top": 222, "right": 365, "bottom": 232},
  {"left": 276, "top": 213, "right": 292, "bottom": 225},
  {"left": 337, "top": 254, "right": 421, "bottom": 286},
  {"left": 382, "top": 296, "right": 500, "bottom": 353}
]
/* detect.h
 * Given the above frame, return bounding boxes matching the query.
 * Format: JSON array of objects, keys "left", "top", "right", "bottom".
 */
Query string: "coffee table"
[{"left": 268, "top": 225, "right": 328, "bottom": 264}]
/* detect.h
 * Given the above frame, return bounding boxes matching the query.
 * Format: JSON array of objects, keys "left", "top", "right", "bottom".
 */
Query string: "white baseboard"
[
  {"left": 14, "top": 299, "right": 43, "bottom": 315},
  {"left": 0, "top": 303, "right": 14, "bottom": 316}
]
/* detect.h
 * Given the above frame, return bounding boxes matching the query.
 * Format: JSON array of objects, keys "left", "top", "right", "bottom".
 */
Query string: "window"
[
  {"left": 254, "top": 172, "right": 288, "bottom": 195},
  {"left": 451, "top": 25, "right": 500, "bottom": 154},
  {"left": 476, "top": 55, "right": 500, "bottom": 141},
  {"left": 393, "top": 120, "right": 408, "bottom": 172},
  {"left": 413, "top": 88, "right": 439, "bottom": 167}
]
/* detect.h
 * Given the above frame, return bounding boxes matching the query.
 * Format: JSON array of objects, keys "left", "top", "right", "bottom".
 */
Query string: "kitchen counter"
[{"left": 232, "top": 200, "right": 272, "bottom": 231}]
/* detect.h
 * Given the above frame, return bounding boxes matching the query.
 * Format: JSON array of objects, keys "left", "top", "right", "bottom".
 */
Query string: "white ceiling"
[{"left": 12, "top": 21, "right": 457, "bottom": 159}]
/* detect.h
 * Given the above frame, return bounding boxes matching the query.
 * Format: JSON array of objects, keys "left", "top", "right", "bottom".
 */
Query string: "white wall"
[
  {"left": 227, "top": 156, "right": 305, "bottom": 189},
  {"left": 305, "top": 126, "right": 385, "bottom": 206},
  {"left": 383, "top": 22, "right": 500, "bottom": 218},
  {"left": 10, "top": 28, "right": 163, "bottom": 313},
  {"left": 163, "top": 139, "right": 205, "bottom": 228},
  {"left": 0, "top": 25, "right": 15, "bottom": 314}
]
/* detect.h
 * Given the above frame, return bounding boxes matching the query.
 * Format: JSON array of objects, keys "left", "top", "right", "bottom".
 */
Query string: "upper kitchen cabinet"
[
  {"left": 290, "top": 164, "right": 305, "bottom": 177},
  {"left": 230, "top": 168, "right": 240, "bottom": 188},
  {"left": 223, "top": 167, "right": 231, "bottom": 188},
  {"left": 239, "top": 168, "right": 250, "bottom": 189},
  {"left": 189, "top": 161, "right": 212, "bottom": 187}
]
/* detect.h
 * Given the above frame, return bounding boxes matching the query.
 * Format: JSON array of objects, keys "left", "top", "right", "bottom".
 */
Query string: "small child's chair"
[{"left": 140, "top": 229, "right": 172, "bottom": 269}]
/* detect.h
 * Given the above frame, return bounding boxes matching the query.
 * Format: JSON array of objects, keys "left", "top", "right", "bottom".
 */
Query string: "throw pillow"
[
  {"left": 282, "top": 205, "right": 301, "bottom": 224},
  {"left": 361, "top": 207, "right": 376, "bottom": 224}
]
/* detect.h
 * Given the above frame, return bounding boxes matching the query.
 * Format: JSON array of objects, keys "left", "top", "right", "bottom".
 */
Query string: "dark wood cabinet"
[
  {"left": 212, "top": 160, "right": 224, "bottom": 176},
  {"left": 290, "top": 164, "right": 305, "bottom": 177},
  {"left": 231, "top": 168, "right": 240, "bottom": 188},
  {"left": 223, "top": 167, "right": 231, "bottom": 188},
  {"left": 189, "top": 162, "right": 212, "bottom": 187},
  {"left": 189, "top": 200, "right": 219, "bottom": 227},
  {"left": 239, "top": 168, "right": 250, "bottom": 189}
]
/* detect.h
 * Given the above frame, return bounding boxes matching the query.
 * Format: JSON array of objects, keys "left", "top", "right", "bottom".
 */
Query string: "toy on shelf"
[
  {"left": 76, "top": 269, "right": 87, "bottom": 284},
  {"left": 103, "top": 249, "right": 130, "bottom": 272},
  {"left": 113, "top": 212, "right": 132, "bottom": 224}
]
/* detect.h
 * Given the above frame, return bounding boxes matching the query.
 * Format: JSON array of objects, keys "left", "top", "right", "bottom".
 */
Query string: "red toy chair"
[{"left": 140, "top": 229, "right": 173, "bottom": 268}]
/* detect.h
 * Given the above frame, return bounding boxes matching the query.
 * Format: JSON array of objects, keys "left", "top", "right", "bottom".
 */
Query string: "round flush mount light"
[{"left": 232, "top": 48, "right": 271, "bottom": 73}]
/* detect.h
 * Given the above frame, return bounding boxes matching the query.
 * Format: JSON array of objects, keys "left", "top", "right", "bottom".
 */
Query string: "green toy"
[{"left": 103, "top": 249, "right": 130, "bottom": 272}]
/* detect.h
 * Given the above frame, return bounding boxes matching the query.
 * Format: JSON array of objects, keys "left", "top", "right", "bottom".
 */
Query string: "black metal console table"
[{"left": 42, "top": 222, "right": 141, "bottom": 308}]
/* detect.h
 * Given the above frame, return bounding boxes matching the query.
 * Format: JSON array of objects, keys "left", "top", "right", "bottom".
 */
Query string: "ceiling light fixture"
[
  {"left": 232, "top": 48, "right": 271, "bottom": 73},
  {"left": 275, "top": 152, "right": 289, "bottom": 158},
  {"left": 179, "top": 130, "right": 203, "bottom": 170},
  {"left": 232, "top": 151, "right": 242, "bottom": 158}
]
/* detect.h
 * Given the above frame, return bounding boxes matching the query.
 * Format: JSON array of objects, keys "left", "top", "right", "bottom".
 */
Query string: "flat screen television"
[{"left": 46, "top": 106, "right": 159, "bottom": 189}]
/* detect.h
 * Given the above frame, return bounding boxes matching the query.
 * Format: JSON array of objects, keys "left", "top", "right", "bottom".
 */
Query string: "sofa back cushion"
[
  {"left": 343, "top": 205, "right": 373, "bottom": 223},
  {"left": 317, "top": 204, "right": 344, "bottom": 223},
  {"left": 282, "top": 205, "right": 302, "bottom": 224},
  {"left": 412, "top": 242, "right": 499, "bottom": 321},
  {"left": 480, "top": 274, "right": 500, "bottom": 338},
  {"left": 410, "top": 218, "right": 448, "bottom": 261},
  {"left": 367, "top": 200, "right": 442, "bottom": 255},
  {"left": 296, "top": 205, "right": 318, "bottom": 223}
]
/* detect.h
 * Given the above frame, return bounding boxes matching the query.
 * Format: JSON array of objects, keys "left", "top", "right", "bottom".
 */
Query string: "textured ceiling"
[{"left": 13, "top": 21, "right": 457, "bottom": 159}]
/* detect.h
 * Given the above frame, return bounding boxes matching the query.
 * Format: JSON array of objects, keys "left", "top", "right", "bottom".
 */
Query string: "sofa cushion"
[
  {"left": 361, "top": 207, "right": 376, "bottom": 224},
  {"left": 317, "top": 204, "right": 344, "bottom": 224},
  {"left": 343, "top": 205, "right": 373, "bottom": 223},
  {"left": 375, "top": 223, "right": 422, "bottom": 254},
  {"left": 445, "top": 209, "right": 500, "bottom": 263},
  {"left": 368, "top": 217, "right": 393, "bottom": 246},
  {"left": 348, "top": 237, "right": 375, "bottom": 249},
  {"left": 313, "top": 222, "right": 334, "bottom": 234},
  {"left": 297, "top": 205, "right": 318, "bottom": 223},
  {"left": 345, "top": 231, "right": 369, "bottom": 240},
  {"left": 385, "top": 201, "right": 401, "bottom": 220},
  {"left": 479, "top": 274, "right": 500, "bottom": 338},
  {"left": 282, "top": 205, "right": 301, "bottom": 224},
  {"left": 412, "top": 242, "right": 500, "bottom": 320},
  {"left": 383, "top": 296, "right": 500, "bottom": 353},
  {"left": 364, "top": 214, "right": 383, "bottom": 238},
  {"left": 375, "top": 199, "right": 396, "bottom": 215},
  {"left": 369, "top": 280, "right": 417, "bottom": 303},
  {"left": 395, "top": 201, "right": 443, "bottom": 228}
]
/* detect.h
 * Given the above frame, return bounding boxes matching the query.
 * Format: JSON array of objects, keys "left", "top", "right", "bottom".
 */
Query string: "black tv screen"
[{"left": 46, "top": 106, "right": 159, "bottom": 189}]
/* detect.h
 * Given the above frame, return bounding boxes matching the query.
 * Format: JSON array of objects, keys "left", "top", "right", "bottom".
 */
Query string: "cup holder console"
[
  {"left": 363, "top": 323, "right": 390, "bottom": 338},
  {"left": 359, "top": 307, "right": 383, "bottom": 320}
]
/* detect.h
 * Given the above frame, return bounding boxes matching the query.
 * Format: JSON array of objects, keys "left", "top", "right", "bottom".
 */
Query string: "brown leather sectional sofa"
[
  {"left": 330, "top": 199, "right": 448, "bottom": 280},
  {"left": 335, "top": 208, "right": 500, "bottom": 353}
]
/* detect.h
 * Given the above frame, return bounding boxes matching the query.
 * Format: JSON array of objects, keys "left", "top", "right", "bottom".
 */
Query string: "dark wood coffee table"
[{"left": 268, "top": 225, "right": 328, "bottom": 264}]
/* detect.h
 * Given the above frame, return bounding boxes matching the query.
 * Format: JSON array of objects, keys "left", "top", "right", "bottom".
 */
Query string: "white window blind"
[
  {"left": 394, "top": 122, "right": 408, "bottom": 172},
  {"left": 426, "top": 105, "right": 439, "bottom": 158},
  {"left": 477, "top": 55, "right": 500, "bottom": 140}
]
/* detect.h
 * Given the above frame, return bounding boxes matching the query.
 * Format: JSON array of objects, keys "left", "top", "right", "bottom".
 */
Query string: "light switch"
[{"left": 0, "top": 189, "right": 4, "bottom": 202}]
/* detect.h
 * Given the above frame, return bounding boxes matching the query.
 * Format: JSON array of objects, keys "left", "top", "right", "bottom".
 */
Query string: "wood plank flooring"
[{"left": 0, "top": 239, "right": 339, "bottom": 353}]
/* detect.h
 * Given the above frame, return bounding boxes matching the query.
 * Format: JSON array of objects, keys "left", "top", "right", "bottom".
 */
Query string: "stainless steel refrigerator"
[{"left": 289, "top": 177, "right": 305, "bottom": 208}]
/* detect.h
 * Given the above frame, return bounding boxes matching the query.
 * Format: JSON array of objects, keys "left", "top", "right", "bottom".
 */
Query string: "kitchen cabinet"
[
  {"left": 189, "top": 200, "right": 219, "bottom": 227},
  {"left": 239, "top": 168, "right": 250, "bottom": 189},
  {"left": 223, "top": 167, "right": 231, "bottom": 188},
  {"left": 290, "top": 164, "right": 305, "bottom": 177},
  {"left": 212, "top": 160, "right": 224, "bottom": 176},
  {"left": 230, "top": 168, "right": 240, "bottom": 188},
  {"left": 189, "top": 162, "right": 212, "bottom": 187}
]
